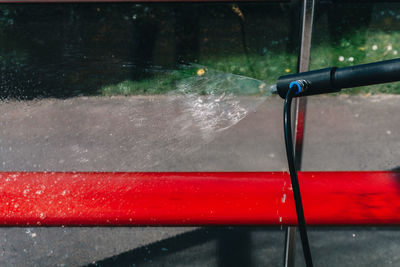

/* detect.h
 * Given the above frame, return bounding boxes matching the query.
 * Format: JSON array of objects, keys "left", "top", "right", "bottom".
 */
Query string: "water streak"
[{"left": 172, "top": 64, "right": 270, "bottom": 140}]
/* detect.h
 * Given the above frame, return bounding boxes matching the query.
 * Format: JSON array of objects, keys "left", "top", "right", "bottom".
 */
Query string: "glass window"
[
  {"left": 306, "top": 1, "right": 400, "bottom": 171},
  {"left": 0, "top": 3, "right": 299, "bottom": 172},
  {"left": 0, "top": 2, "right": 300, "bottom": 266},
  {"left": 303, "top": 2, "right": 400, "bottom": 266}
]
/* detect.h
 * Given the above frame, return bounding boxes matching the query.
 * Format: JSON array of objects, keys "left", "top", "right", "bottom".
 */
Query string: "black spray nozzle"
[{"left": 275, "top": 58, "right": 400, "bottom": 98}]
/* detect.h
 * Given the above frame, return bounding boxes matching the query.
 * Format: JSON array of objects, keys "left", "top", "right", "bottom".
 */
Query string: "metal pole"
[{"left": 284, "top": 0, "right": 314, "bottom": 266}]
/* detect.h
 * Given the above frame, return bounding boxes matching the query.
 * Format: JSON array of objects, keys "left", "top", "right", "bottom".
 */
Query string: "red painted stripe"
[{"left": 0, "top": 172, "right": 399, "bottom": 226}]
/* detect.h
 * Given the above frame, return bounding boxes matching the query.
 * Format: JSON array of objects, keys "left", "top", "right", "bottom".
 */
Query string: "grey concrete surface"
[
  {"left": 0, "top": 95, "right": 287, "bottom": 172},
  {"left": 0, "top": 94, "right": 399, "bottom": 266},
  {"left": 303, "top": 94, "right": 400, "bottom": 171}
]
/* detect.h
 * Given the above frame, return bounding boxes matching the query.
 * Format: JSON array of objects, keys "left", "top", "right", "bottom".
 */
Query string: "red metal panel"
[{"left": 0, "top": 171, "right": 399, "bottom": 226}]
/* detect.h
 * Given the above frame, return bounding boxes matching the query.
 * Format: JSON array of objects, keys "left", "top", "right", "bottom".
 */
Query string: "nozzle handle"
[{"left": 276, "top": 58, "right": 400, "bottom": 98}]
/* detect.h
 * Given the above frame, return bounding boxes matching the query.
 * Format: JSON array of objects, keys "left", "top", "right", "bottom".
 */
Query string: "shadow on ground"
[{"left": 86, "top": 227, "right": 284, "bottom": 267}]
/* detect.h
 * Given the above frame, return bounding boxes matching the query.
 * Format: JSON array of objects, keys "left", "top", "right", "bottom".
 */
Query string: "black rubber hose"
[{"left": 284, "top": 84, "right": 313, "bottom": 267}]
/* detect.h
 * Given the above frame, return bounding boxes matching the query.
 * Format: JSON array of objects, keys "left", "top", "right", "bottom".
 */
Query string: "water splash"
[
  {"left": 174, "top": 65, "right": 269, "bottom": 139},
  {"left": 137, "top": 64, "right": 272, "bottom": 168}
]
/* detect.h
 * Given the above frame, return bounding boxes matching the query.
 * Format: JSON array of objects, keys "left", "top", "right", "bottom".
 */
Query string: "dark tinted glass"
[{"left": 1, "top": 3, "right": 299, "bottom": 99}]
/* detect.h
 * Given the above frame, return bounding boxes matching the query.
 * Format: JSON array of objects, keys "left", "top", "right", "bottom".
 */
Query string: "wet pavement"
[{"left": 0, "top": 94, "right": 399, "bottom": 266}]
